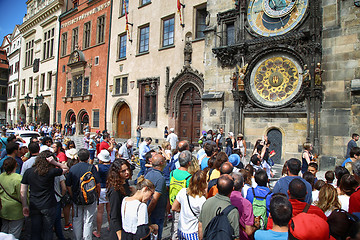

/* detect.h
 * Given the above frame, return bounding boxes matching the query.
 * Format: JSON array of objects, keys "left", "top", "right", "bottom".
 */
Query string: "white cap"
[
  {"left": 65, "top": 148, "right": 78, "bottom": 159},
  {"left": 127, "top": 139, "right": 134, "bottom": 146},
  {"left": 97, "top": 150, "right": 111, "bottom": 162}
]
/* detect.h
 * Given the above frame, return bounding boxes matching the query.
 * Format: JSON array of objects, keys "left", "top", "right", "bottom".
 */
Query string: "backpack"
[
  {"left": 169, "top": 170, "right": 191, "bottom": 205},
  {"left": 203, "top": 205, "right": 236, "bottom": 240},
  {"left": 251, "top": 188, "right": 271, "bottom": 230},
  {"left": 77, "top": 165, "right": 97, "bottom": 205}
]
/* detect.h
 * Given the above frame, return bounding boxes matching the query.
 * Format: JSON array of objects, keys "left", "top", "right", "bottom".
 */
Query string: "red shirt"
[
  {"left": 99, "top": 141, "right": 110, "bottom": 152},
  {"left": 57, "top": 152, "right": 67, "bottom": 163},
  {"left": 349, "top": 186, "right": 360, "bottom": 214},
  {"left": 267, "top": 198, "right": 327, "bottom": 229}
]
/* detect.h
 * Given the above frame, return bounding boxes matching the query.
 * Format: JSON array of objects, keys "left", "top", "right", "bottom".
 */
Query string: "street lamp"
[{"left": 24, "top": 93, "right": 44, "bottom": 123}]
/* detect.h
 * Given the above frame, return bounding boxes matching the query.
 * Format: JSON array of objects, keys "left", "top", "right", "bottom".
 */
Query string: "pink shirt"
[{"left": 230, "top": 190, "right": 254, "bottom": 240}]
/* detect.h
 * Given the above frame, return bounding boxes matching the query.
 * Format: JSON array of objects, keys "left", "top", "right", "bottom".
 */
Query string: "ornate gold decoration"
[{"left": 254, "top": 56, "right": 299, "bottom": 102}]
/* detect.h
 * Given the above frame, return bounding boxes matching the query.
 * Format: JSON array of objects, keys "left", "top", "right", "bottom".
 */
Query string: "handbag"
[{"left": 186, "top": 194, "right": 198, "bottom": 219}]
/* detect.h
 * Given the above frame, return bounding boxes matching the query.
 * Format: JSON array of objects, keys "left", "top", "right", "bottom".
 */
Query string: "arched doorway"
[
  {"left": 39, "top": 104, "right": 50, "bottom": 124},
  {"left": 65, "top": 109, "right": 76, "bottom": 124},
  {"left": 267, "top": 128, "right": 283, "bottom": 164},
  {"left": 19, "top": 105, "right": 26, "bottom": 124},
  {"left": 13, "top": 109, "right": 16, "bottom": 124},
  {"left": 78, "top": 110, "right": 89, "bottom": 134},
  {"left": 178, "top": 87, "right": 201, "bottom": 144},
  {"left": 117, "top": 103, "right": 131, "bottom": 139}
]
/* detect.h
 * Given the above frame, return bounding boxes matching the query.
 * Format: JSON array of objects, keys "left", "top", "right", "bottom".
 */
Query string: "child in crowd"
[
  {"left": 325, "top": 170, "right": 336, "bottom": 187},
  {"left": 307, "top": 162, "right": 318, "bottom": 183}
]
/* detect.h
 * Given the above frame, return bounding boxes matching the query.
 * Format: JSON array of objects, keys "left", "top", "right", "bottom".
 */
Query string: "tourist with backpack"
[
  {"left": 65, "top": 148, "right": 101, "bottom": 240},
  {"left": 246, "top": 169, "right": 272, "bottom": 230},
  {"left": 169, "top": 150, "right": 192, "bottom": 240},
  {"left": 172, "top": 170, "right": 207, "bottom": 240},
  {"left": 199, "top": 174, "right": 240, "bottom": 240}
]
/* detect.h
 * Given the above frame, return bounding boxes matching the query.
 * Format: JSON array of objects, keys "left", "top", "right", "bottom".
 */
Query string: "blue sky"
[{"left": 0, "top": 0, "right": 27, "bottom": 40}]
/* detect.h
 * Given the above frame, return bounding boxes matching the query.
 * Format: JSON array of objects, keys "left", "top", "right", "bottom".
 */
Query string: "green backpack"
[
  {"left": 251, "top": 188, "right": 271, "bottom": 230},
  {"left": 169, "top": 171, "right": 191, "bottom": 205}
]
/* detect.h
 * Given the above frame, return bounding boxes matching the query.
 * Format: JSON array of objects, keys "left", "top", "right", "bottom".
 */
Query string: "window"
[
  {"left": 25, "top": 40, "right": 34, "bottom": 67},
  {"left": 195, "top": 6, "right": 207, "bottom": 39},
  {"left": 83, "top": 22, "right": 91, "bottom": 48},
  {"left": 61, "top": 33, "right": 67, "bottom": 56},
  {"left": 94, "top": 56, "right": 99, "bottom": 65},
  {"left": 8, "top": 85, "right": 12, "bottom": 98},
  {"left": 14, "top": 62, "right": 19, "bottom": 73},
  {"left": 83, "top": 77, "right": 89, "bottom": 95},
  {"left": 43, "top": 28, "right": 54, "bottom": 59},
  {"left": 66, "top": 80, "right": 72, "bottom": 97},
  {"left": 97, "top": 15, "right": 105, "bottom": 44},
  {"left": 74, "top": 75, "right": 83, "bottom": 96},
  {"left": 1, "top": 87, "right": 6, "bottom": 96},
  {"left": 141, "top": 0, "right": 150, "bottom": 6},
  {"left": 9, "top": 65, "right": 13, "bottom": 75},
  {"left": 114, "top": 76, "right": 128, "bottom": 95},
  {"left": 120, "top": 0, "right": 129, "bottom": 16},
  {"left": 226, "top": 23, "right": 235, "bottom": 46},
  {"left": 29, "top": 77, "right": 33, "bottom": 93},
  {"left": 69, "top": 75, "right": 89, "bottom": 97},
  {"left": 57, "top": 111, "right": 61, "bottom": 123},
  {"left": 118, "top": 34, "right": 127, "bottom": 59},
  {"left": 138, "top": 78, "right": 158, "bottom": 125},
  {"left": 139, "top": 25, "right": 149, "bottom": 53},
  {"left": 162, "top": 17, "right": 174, "bottom": 47},
  {"left": 40, "top": 73, "right": 45, "bottom": 91},
  {"left": 92, "top": 110, "right": 100, "bottom": 128},
  {"left": 47, "top": 71, "right": 52, "bottom": 89},
  {"left": 72, "top": 28, "right": 78, "bottom": 51},
  {"left": 22, "top": 79, "right": 25, "bottom": 94},
  {"left": 13, "top": 85, "right": 16, "bottom": 97}
]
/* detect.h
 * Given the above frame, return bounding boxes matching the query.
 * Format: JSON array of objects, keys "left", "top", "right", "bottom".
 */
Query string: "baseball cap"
[
  {"left": 289, "top": 213, "right": 331, "bottom": 240},
  {"left": 228, "top": 154, "right": 240, "bottom": 167},
  {"left": 127, "top": 139, "right": 134, "bottom": 146}
]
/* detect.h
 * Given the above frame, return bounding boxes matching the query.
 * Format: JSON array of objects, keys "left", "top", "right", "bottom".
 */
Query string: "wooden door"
[
  {"left": 117, "top": 104, "right": 131, "bottom": 139},
  {"left": 179, "top": 87, "right": 201, "bottom": 144},
  {"left": 267, "top": 129, "right": 283, "bottom": 164}
]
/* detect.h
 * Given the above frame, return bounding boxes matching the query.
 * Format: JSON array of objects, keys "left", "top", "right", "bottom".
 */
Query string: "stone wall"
[{"left": 321, "top": 0, "right": 360, "bottom": 164}]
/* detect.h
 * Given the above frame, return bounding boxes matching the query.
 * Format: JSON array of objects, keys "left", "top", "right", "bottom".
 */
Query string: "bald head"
[
  {"left": 217, "top": 174, "right": 234, "bottom": 196},
  {"left": 178, "top": 140, "right": 189, "bottom": 152},
  {"left": 152, "top": 154, "right": 165, "bottom": 168},
  {"left": 220, "top": 162, "right": 233, "bottom": 175}
]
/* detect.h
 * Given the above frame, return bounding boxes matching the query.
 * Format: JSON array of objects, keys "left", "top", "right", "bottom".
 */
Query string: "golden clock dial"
[
  {"left": 249, "top": 54, "right": 303, "bottom": 107},
  {"left": 247, "top": 0, "right": 308, "bottom": 37}
]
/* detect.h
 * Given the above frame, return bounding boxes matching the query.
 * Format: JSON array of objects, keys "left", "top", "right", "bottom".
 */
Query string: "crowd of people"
[{"left": 0, "top": 127, "right": 359, "bottom": 240}]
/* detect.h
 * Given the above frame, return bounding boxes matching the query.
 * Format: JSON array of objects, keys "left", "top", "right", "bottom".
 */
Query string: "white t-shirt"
[
  {"left": 338, "top": 194, "right": 350, "bottom": 212},
  {"left": 312, "top": 190, "right": 319, "bottom": 205},
  {"left": 166, "top": 133, "right": 178, "bottom": 150},
  {"left": 242, "top": 183, "right": 251, "bottom": 198},
  {"left": 121, "top": 198, "right": 148, "bottom": 234},
  {"left": 176, "top": 188, "right": 206, "bottom": 234},
  {"left": 21, "top": 156, "right": 37, "bottom": 175}
]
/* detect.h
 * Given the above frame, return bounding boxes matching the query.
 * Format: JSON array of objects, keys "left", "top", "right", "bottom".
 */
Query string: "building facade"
[
  {"left": 0, "top": 48, "right": 8, "bottom": 125},
  {"left": 56, "top": 0, "right": 111, "bottom": 134},
  {"left": 18, "top": 0, "right": 65, "bottom": 125},
  {"left": 106, "top": 0, "right": 207, "bottom": 143},
  {"left": 199, "top": 0, "right": 360, "bottom": 166},
  {"left": 6, "top": 26, "right": 22, "bottom": 125}
]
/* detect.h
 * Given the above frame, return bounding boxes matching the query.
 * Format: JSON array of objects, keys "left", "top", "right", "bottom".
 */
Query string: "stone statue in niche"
[
  {"left": 314, "top": 62, "right": 324, "bottom": 86},
  {"left": 231, "top": 72, "right": 238, "bottom": 90},
  {"left": 184, "top": 40, "right": 192, "bottom": 68},
  {"left": 237, "top": 63, "right": 248, "bottom": 91},
  {"left": 72, "top": 51, "right": 79, "bottom": 63},
  {"left": 301, "top": 64, "right": 311, "bottom": 87}
]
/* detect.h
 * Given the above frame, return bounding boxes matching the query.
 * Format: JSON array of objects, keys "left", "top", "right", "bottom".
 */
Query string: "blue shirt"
[
  {"left": 246, "top": 186, "right": 272, "bottom": 217},
  {"left": 254, "top": 230, "right": 288, "bottom": 240},
  {"left": 273, "top": 176, "right": 313, "bottom": 204},
  {"left": 201, "top": 156, "right": 210, "bottom": 170},
  {"left": 0, "top": 137, "right": 7, "bottom": 151},
  {"left": 342, "top": 158, "right": 352, "bottom": 167},
  {"left": 144, "top": 168, "right": 167, "bottom": 219},
  {"left": 139, "top": 141, "right": 150, "bottom": 160}
]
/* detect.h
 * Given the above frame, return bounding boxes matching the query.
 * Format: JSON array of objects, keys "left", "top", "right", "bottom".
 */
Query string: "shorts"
[{"left": 99, "top": 188, "right": 109, "bottom": 204}]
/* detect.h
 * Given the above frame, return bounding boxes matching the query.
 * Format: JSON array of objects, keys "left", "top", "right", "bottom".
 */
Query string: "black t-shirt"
[
  {"left": 21, "top": 167, "right": 63, "bottom": 210},
  {"left": 65, "top": 162, "right": 100, "bottom": 203}
]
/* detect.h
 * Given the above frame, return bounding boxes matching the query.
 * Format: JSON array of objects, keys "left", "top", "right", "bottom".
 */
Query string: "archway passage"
[
  {"left": 117, "top": 103, "right": 131, "bottom": 139},
  {"left": 178, "top": 87, "right": 201, "bottom": 144},
  {"left": 267, "top": 128, "right": 283, "bottom": 164},
  {"left": 39, "top": 104, "right": 50, "bottom": 125},
  {"left": 65, "top": 109, "right": 76, "bottom": 124},
  {"left": 78, "top": 110, "right": 89, "bottom": 134},
  {"left": 19, "top": 105, "right": 26, "bottom": 124}
]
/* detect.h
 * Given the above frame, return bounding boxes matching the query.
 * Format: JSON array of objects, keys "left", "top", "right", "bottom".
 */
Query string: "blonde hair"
[
  {"left": 316, "top": 184, "right": 341, "bottom": 213},
  {"left": 162, "top": 141, "right": 170, "bottom": 150},
  {"left": 136, "top": 176, "right": 155, "bottom": 191},
  {"left": 188, "top": 156, "right": 200, "bottom": 175}
]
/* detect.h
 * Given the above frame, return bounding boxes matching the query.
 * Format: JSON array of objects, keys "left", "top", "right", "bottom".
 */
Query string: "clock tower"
[{"left": 202, "top": 0, "right": 323, "bottom": 164}]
